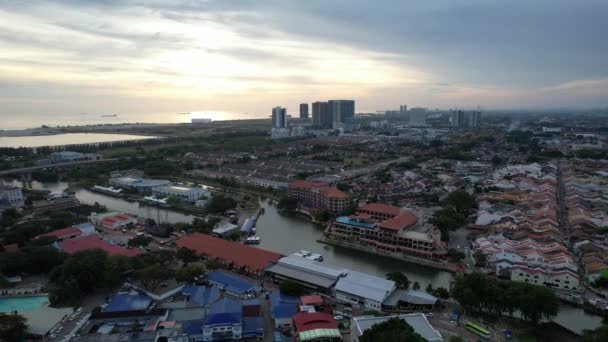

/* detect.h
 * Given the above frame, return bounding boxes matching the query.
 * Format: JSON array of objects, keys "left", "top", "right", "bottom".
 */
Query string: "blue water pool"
[{"left": 0, "top": 296, "right": 49, "bottom": 313}]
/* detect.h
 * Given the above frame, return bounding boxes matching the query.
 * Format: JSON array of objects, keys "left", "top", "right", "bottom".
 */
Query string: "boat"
[
  {"left": 298, "top": 250, "right": 323, "bottom": 262},
  {"left": 245, "top": 236, "right": 261, "bottom": 245},
  {"left": 91, "top": 185, "right": 123, "bottom": 196},
  {"left": 143, "top": 196, "right": 169, "bottom": 206},
  {"left": 177, "top": 112, "right": 191, "bottom": 115},
  {"left": 101, "top": 114, "right": 118, "bottom": 117}
]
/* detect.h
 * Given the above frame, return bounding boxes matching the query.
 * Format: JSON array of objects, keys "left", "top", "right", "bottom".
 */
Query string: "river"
[
  {"left": 0, "top": 133, "right": 158, "bottom": 148},
  {"left": 1, "top": 179, "right": 603, "bottom": 334}
]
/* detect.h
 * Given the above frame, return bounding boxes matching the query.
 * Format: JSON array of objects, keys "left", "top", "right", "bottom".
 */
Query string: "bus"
[{"left": 465, "top": 321, "right": 492, "bottom": 340}]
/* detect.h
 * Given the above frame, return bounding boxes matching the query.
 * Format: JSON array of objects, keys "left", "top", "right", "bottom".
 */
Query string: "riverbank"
[{"left": 318, "top": 236, "right": 456, "bottom": 273}]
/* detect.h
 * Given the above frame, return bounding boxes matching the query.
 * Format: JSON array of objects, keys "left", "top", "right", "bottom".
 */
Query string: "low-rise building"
[
  {"left": 288, "top": 181, "right": 350, "bottom": 214},
  {"left": 351, "top": 314, "right": 443, "bottom": 342},
  {"left": 0, "top": 185, "right": 23, "bottom": 209},
  {"left": 333, "top": 271, "right": 395, "bottom": 310},
  {"left": 327, "top": 203, "right": 446, "bottom": 260},
  {"left": 110, "top": 176, "right": 171, "bottom": 192},
  {"left": 266, "top": 255, "right": 348, "bottom": 292},
  {"left": 153, "top": 184, "right": 211, "bottom": 203}
]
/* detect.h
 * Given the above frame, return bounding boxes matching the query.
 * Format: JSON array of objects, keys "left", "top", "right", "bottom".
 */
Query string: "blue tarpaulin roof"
[
  {"left": 103, "top": 293, "right": 152, "bottom": 312},
  {"left": 269, "top": 291, "right": 299, "bottom": 307},
  {"left": 181, "top": 320, "right": 204, "bottom": 335},
  {"left": 242, "top": 317, "right": 264, "bottom": 337},
  {"left": 207, "top": 271, "right": 257, "bottom": 295},
  {"left": 204, "top": 297, "right": 242, "bottom": 326},
  {"left": 182, "top": 286, "right": 221, "bottom": 306},
  {"left": 270, "top": 291, "right": 299, "bottom": 319}
]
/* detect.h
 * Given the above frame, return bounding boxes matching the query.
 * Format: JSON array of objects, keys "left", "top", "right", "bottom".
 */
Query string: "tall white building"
[
  {"left": 272, "top": 106, "right": 287, "bottom": 129},
  {"left": 0, "top": 186, "right": 24, "bottom": 209},
  {"left": 409, "top": 107, "right": 427, "bottom": 126}
]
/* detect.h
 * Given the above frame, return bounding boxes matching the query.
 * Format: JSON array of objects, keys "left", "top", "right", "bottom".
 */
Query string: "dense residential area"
[{"left": 1, "top": 110, "right": 608, "bottom": 342}]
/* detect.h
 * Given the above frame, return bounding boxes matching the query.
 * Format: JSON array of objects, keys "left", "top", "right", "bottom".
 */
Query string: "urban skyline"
[{"left": 1, "top": 0, "right": 607, "bottom": 121}]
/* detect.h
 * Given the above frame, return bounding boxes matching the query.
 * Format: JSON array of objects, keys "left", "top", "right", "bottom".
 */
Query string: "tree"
[
  {"left": 177, "top": 247, "right": 198, "bottom": 265},
  {"left": 447, "top": 248, "right": 466, "bottom": 263},
  {"left": 359, "top": 317, "right": 426, "bottom": 342},
  {"left": 426, "top": 284, "right": 434, "bottom": 294},
  {"left": 206, "top": 259, "right": 221, "bottom": 270},
  {"left": 582, "top": 323, "right": 608, "bottom": 342},
  {"left": 53, "top": 249, "right": 109, "bottom": 293},
  {"left": 206, "top": 195, "right": 237, "bottom": 214},
  {"left": 0, "top": 313, "right": 27, "bottom": 341},
  {"left": 473, "top": 250, "right": 487, "bottom": 267},
  {"left": 128, "top": 235, "right": 153, "bottom": 247},
  {"left": 176, "top": 265, "right": 203, "bottom": 283},
  {"left": 279, "top": 280, "right": 305, "bottom": 297},
  {"left": 313, "top": 210, "right": 332, "bottom": 222},
  {"left": 277, "top": 197, "right": 298, "bottom": 211},
  {"left": 449, "top": 337, "right": 465, "bottom": 342},
  {"left": 336, "top": 182, "right": 351, "bottom": 192},
  {"left": 0, "top": 208, "right": 20, "bottom": 228},
  {"left": 386, "top": 272, "right": 410, "bottom": 290},
  {"left": 49, "top": 277, "right": 83, "bottom": 307},
  {"left": 412, "top": 281, "right": 421, "bottom": 290},
  {"left": 432, "top": 287, "right": 450, "bottom": 300},
  {"left": 450, "top": 272, "right": 558, "bottom": 323},
  {"left": 135, "top": 265, "right": 175, "bottom": 291}
]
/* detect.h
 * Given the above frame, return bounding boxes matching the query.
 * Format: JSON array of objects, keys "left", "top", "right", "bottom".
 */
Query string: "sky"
[{"left": 1, "top": 0, "right": 607, "bottom": 119}]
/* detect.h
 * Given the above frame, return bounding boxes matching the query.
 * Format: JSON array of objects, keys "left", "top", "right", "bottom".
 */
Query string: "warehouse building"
[
  {"left": 333, "top": 271, "right": 395, "bottom": 310},
  {"left": 110, "top": 176, "right": 171, "bottom": 192},
  {"left": 266, "top": 255, "right": 348, "bottom": 292}
]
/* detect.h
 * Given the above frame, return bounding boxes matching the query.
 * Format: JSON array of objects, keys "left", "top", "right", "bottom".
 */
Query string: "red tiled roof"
[
  {"left": 58, "top": 234, "right": 143, "bottom": 257},
  {"left": 37, "top": 226, "right": 81, "bottom": 240},
  {"left": 176, "top": 233, "right": 282, "bottom": 273},
  {"left": 379, "top": 211, "right": 418, "bottom": 231},
  {"left": 2, "top": 243, "right": 18, "bottom": 252},
  {"left": 319, "top": 187, "right": 349, "bottom": 199},
  {"left": 300, "top": 295, "right": 323, "bottom": 306},
  {"left": 358, "top": 203, "right": 401, "bottom": 217},
  {"left": 289, "top": 181, "right": 329, "bottom": 189},
  {"left": 293, "top": 312, "right": 338, "bottom": 333}
]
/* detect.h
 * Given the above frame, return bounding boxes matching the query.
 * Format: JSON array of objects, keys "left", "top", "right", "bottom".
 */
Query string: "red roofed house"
[
  {"left": 99, "top": 214, "right": 138, "bottom": 230},
  {"left": 176, "top": 233, "right": 282, "bottom": 276},
  {"left": 293, "top": 312, "right": 341, "bottom": 342},
  {"left": 327, "top": 203, "right": 446, "bottom": 260},
  {"left": 288, "top": 181, "right": 350, "bottom": 214},
  {"left": 37, "top": 226, "right": 82, "bottom": 242},
  {"left": 57, "top": 234, "right": 144, "bottom": 257}
]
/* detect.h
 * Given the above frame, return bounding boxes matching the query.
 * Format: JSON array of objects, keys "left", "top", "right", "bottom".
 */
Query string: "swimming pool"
[{"left": 0, "top": 296, "right": 49, "bottom": 313}]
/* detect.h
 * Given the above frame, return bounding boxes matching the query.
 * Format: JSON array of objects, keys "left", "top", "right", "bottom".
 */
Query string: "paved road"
[{"left": 0, "top": 158, "right": 118, "bottom": 176}]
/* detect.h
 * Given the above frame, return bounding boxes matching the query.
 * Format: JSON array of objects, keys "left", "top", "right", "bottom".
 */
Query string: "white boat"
[
  {"left": 144, "top": 196, "right": 168, "bottom": 204},
  {"left": 92, "top": 185, "right": 123, "bottom": 194},
  {"left": 300, "top": 250, "right": 311, "bottom": 256}
]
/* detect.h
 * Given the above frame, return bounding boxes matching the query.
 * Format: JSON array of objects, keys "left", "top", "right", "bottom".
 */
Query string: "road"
[{"left": 0, "top": 158, "right": 118, "bottom": 176}]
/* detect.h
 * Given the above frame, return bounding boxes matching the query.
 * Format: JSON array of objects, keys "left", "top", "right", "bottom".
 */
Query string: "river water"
[{"left": 1, "top": 179, "right": 602, "bottom": 334}]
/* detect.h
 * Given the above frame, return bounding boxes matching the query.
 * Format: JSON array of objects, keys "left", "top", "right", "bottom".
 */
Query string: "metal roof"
[
  {"left": 382, "top": 289, "right": 438, "bottom": 306},
  {"left": 334, "top": 271, "right": 395, "bottom": 303},
  {"left": 298, "top": 328, "right": 341, "bottom": 341},
  {"left": 277, "top": 255, "right": 348, "bottom": 279},
  {"left": 266, "top": 263, "right": 339, "bottom": 289},
  {"left": 353, "top": 314, "right": 443, "bottom": 342}
]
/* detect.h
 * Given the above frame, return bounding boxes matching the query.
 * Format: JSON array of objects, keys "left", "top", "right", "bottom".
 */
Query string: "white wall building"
[
  {"left": 333, "top": 271, "right": 396, "bottom": 310},
  {"left": 110, "top": 176, "right": 171, "bottom": 192},
  {"left": 153, "top": 185, "right": 210, "bottom": 203},
  {"left": 0, "top": 186, "right": 24, "bottom": 208}
]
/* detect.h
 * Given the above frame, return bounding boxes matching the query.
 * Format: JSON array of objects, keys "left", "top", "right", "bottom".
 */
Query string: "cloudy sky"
[{"left": 1, "top": 0, "right": 607, "bottom": 119}]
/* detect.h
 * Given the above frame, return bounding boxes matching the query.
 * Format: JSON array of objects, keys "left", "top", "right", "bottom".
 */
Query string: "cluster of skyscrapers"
[{"left": 308, "top": 100, "right": 355, "bottom": 129}]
